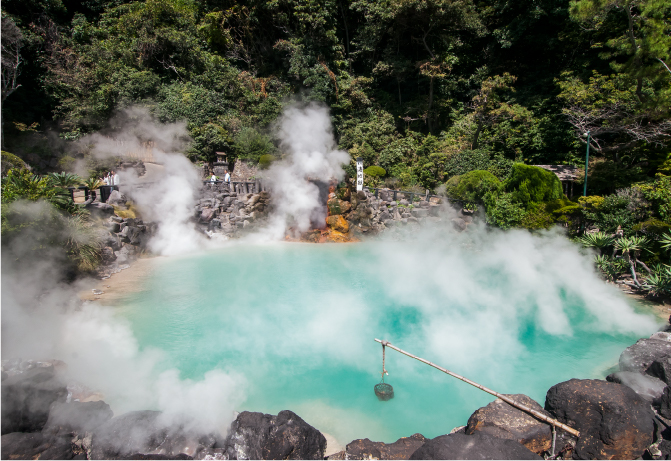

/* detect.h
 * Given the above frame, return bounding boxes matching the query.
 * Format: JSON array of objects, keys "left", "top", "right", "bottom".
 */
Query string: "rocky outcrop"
[
  {"left": 329, "top": 433, "right": 427, "bottom": 460},
  {"left": 86, "top": 202, "right": 115, "bottom": 218},
  {"left": 90, "top": 410, "right": 215, "bottom": 460},
  {"left": 465, "top": 394, "right": 552, "bottom": 454},
  {"left": 1, "top": 366, "right": 68, "bottom": 434},
  {"left": 98, "top": 216, "right": 154, "bottom": 278},
  {"left": 326, "top": 215, "right": 349, "bottom": 234},
  {"left": 544, "top": 379, "right": 655, "bottom": 460},
  {"left": 193, "top": 182, "right": 271, "bottom": 237},
  {"left": 408, "top": 432, "right": 541, "bottom": 460},
  {"left": 0, "top": 432, "right": 79, "bottom": 460},
  {"left": 42, "top": 401, "right": 113, "bottom": 436},
  {"left": 620, "top": 338, "right": 671, "bottom": 384},
  {"left": 222, "top": 410, "right": 326, "bottom": 460},
  {"left": 659, "top": 386, "right": 671, "bottom": 419},
  {"left": 606, "top": 371, "right": 666, "bottom": 404}
]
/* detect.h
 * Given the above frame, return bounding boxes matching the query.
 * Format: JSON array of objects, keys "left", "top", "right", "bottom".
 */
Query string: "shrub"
[
  {"left": 258, "top": 154, "right": 276, "bottom": 169},
  {"left": 233, "top": 128, "right": 274, "bottom": 162},
  {"left": 505, "top": 164, "right": 563, "bottom": 208},
  {"left": 1, "top": 151, "right": 29, "bottom": 175},
  {"left": 484, "top": 191, "right": 526, "bottom": 229},
  {"left": 444, "top": 149, "right": 491, "bottom": 178},
  {"left": 363, "top": 166, "right": 386, "bottom": 177},
  {"left": 446, "top": 170, "right": 502, "bottom": 202}
]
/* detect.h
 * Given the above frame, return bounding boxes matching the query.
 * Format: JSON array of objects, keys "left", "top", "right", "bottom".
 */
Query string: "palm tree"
[
  {"left": 660, "top": 232, "right": 671, "bottom": 255},
  {"left": 576, "top": 232, "right": 614, "bottom": 256},
  {"left": 47, "top": 172, "right": 82, "bottom": 188},
  {"left": 614, "top": 236, "right": 650, "bottom": 288}
]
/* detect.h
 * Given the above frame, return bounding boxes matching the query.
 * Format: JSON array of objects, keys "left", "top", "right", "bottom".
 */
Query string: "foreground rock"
[
  {"left": 465, "top": 394, "right": 551, "bottom": 454},
  {"left": 544, "top": 379, "right": 655, "bottom": 459},
  {"left": 42, "top": 401, "right": 114, "bottom": 436},
  {"left": 0, "top": 432, "right": 79, "bottom": 460},
  {"left": 1, "top": 366, "right": 68, "bottom": 434},
  {"left": 620, "top": 338, "right": 671, "bottom": 384},
  {"left": 408, "top": 432, "right": 541, "bottom": 460},
  {"left": 606, "top": 371, "right": 666, "bottom": 404},
  {"left": 91, "top": 410, "right": 215, "bottom": 459},
  {"left": 222, "top": 410, "right": 326, "bottom": 460},
  {"left": 329, "top": 433, "right": 426, "bottom": 459}
]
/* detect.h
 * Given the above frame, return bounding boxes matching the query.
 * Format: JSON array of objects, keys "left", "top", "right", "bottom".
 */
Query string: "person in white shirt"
[
  {"left": 224, "top": 171, "right": 230, "bottom": 186},
  {"left": 103, "top": 175, "right": 109, "bottom": 186},
  {"left": 210, "top": 174, "right": 217, "bottom": 183},
  {"left": 112, "top": 171, "right": 119, "bottom": 187}
]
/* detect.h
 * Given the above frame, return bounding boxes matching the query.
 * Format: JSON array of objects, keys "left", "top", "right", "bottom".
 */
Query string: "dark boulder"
[
  {"left": 451, "top": 218, "right": 467, "bottom": 232},
  {"left": 408, "top": 432, "right": 541, "bottom": 460},
  {"left": 620, "top": 338, "right": 671, "bottom": 384},
  {"left": 606, "top": 371, "right": 666, "bottom": 404},
  {"left": 544, "top": 379, "right": 655, "bottom": 459},
  {"left": 42, "top": 400, "right": 113, "bottom": 436},
  {"left": 85, "top": 202, "right": 115, "bottom": 217},
  {"left": 660, "top": 386, "right": 671, "bottom": 419},
  {"left": 90, "top": 410, "right": 214, "bottom": 460},
  {"left": 222, "top": 410, "right": 326, "bottom": 460},
  {"left": 1, "top": 432, "right": 79, "bottom": 460},
  {"left": 343, "top": 433, "right": 426, "bottom": 460},
  {"left": 465, "top": 394, "right": 551, "bottom": 454},
  {"left": 1, "top": 367, "right": 68, "bottom": 434}
]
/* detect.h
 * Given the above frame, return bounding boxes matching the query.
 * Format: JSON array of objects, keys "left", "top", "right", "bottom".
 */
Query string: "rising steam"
[{"left": 253, "top": 103, "right": 350, "bottom": 240}]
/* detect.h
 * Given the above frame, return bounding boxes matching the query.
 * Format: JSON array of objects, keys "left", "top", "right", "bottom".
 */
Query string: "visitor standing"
[
  {"left": 112, "top": 171, "right": 119, "bottom": 190},
  {"left": 103, "top": 174, "right": 109, "bottom": 185},
  {"left": 210, "top": 173, "right": 217, "bottom": 183},
  {"left": 224, "top": 170, "right": 230, "bottom": 189}
]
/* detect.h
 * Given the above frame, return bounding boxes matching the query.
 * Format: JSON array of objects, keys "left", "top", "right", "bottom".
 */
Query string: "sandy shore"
[{"left": 79, "top": 257, "right": 157, "bottom": 304}]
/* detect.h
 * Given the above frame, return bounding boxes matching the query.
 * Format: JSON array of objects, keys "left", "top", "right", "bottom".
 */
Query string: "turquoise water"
[{"left": 116, "top": 242, "right": 659, "bottom": 444}]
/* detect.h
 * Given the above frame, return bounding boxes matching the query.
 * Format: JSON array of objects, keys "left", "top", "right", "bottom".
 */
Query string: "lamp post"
[{"left": 583, "top": 131, "right": 591, "bottom": 196}]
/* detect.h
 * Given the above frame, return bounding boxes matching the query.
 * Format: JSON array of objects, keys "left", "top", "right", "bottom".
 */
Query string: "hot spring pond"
[{"left": 115, "top": 242, "right": 659, "bottom": 444}]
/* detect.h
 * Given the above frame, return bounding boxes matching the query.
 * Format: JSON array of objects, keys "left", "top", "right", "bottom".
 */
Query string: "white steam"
[
  {"left": 79, "top": 107, "right": 209, "bottom": 256},
  {"left": 253, "top": 103, "right": 350, "bottom": 240}
]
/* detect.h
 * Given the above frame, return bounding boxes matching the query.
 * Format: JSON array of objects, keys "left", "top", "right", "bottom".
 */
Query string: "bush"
[
  {"left": 1, "top": 151, "right": 29, "bottom": 175},
  {"left": 444, "top": 149, "right": 491, "bottom": 178},
  {"left": 446, "top": 170, "right": 502, "bottom": 202},
  {"left": 258, "top": 154, "right": 276, "bottom": 169},
  {"left": 583, "top": 194, "right": 635, "bottom": 234},
  {"left": 363, "top": 166, "right": 386, "bottom": 177},
  {"left": 234, "top": 128, "right": 274, "bottom": 162},
  {"left": 484, "top": 191, "right": 526, "bottom": 229},
  {"left": 505, "top": 164, "right": 563, "bottom": 208}
]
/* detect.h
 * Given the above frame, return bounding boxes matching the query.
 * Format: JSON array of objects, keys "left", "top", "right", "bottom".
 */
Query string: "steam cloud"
[
  {"left": 78, "top": 107, "right": 210, "bottom": 256},
  {"left": 252, "top": 103, "right": 350, "bottom": 240}
]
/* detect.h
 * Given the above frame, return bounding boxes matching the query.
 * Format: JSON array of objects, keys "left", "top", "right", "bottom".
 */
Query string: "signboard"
[{"left": 356, "top": 157, "right": 364, "bottom": 191}]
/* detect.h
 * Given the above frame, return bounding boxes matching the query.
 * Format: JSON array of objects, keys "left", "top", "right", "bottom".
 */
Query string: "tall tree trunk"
[
  {"left": 339, "top": 1, "right": 351, "bottom": 72},
  {"left": 428, "top": 77, "right": 434, "bottom": 134},
  {"left": 472, "top": 119, "right": 483, "bottom": 150}
]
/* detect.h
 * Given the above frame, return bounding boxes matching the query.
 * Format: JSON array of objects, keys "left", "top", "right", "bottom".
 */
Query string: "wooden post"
[{"left": 373, "top": 339, "right": 580, "bottom": 438}]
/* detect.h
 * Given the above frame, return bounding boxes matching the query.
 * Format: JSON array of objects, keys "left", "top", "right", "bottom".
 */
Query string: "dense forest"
[{"left": 1, "top": 0, "right": 670, "bottom": 291}]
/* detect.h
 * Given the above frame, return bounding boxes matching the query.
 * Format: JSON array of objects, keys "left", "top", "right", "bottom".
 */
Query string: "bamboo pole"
[{"left": 374, "top": 338, "right": 580, "bottom": 438}]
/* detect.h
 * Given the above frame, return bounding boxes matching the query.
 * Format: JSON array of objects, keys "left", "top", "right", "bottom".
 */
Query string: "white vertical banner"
[{"left": 356, "top": 157, "right": 364, "bottom": 191}]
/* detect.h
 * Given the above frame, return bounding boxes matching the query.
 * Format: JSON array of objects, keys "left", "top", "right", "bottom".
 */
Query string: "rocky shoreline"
[{"left": 3, "top": 318, "right": 671, "bottom": 460}]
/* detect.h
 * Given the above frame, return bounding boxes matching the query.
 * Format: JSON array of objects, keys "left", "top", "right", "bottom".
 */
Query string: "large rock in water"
[
  {"left": 620, "top": 338, "right": 671, "bottom": 384},
  {"left": 659, "top": 386, "right": 671, "bottom": 419},
  {"left": 1, "top": 367, "right": 68, "bottom": 434},
  {"left": 90, "top": 410, "right": 215, "bottom": 459},
  {"left": 222, "top": 410, "right": 326, "bottom": 460},
  {"left": 408, "top": 432, "right": 541, "bottom": 460},
  {"left": 465, "top": 394, "right": 551, "bottom": 454},
  {"left": 85, "top": 202, "right": 115, "bottom": 217},
  {"left": 338, "top": 433, "right": 426, "bottom": 460},
  {"left": 544, "top": 379, "right": 655, "bottom": 459},
  {"left": 1, "top": 432, "right": 78, "bottom": 460}
]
